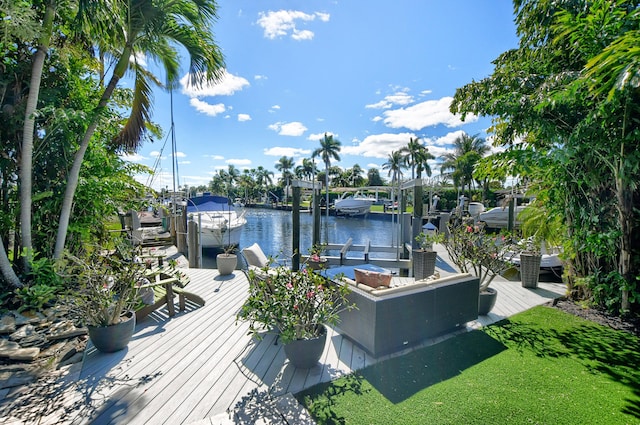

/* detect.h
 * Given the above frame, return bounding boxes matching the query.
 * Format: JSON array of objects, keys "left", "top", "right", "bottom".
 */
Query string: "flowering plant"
[
  {"left": 237, "top": 264, "right": 354, "bottom": 344},
  {"left": 58, "top": 241, "right": 149, "bottom": 327},
  {"left": 442, "top": 223, "right": 515, "bottom": 292}
]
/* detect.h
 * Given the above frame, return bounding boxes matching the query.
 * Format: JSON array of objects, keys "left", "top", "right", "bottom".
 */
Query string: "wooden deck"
[{"left": 4, "top": 254, "right": 567, "bottom": 424}]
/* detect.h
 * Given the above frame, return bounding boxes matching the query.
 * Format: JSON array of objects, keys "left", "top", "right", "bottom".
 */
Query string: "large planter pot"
[
  {"left": 478, "top": 288, "right": 498, "bottom": 315},
  {"left": 520, "top": 253, "right": 541, "bottom": 288},
  {"left": 283, "top": 325, "right": 327, "bottom": 369},
  {"left": 87, "top": 311, "right": 136, "bottom": 353},
  {"left": 413, "top": 249, "right": 438, "bottom": 280},
  {"left": 217, "top": 253, "right": 237, "bottom": 275}
]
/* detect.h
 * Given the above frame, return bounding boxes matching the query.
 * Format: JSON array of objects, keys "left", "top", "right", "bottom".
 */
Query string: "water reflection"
[{"left": 202, "top": 208, "right": 400, "bottom": 267}]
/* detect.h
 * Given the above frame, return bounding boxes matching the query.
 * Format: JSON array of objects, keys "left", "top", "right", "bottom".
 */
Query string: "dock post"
[
  {"left": 177, "top": 208, "right": 187, "bottom": 255},
  {"left": 292, "top": 185, "right": 301, "bottom": 270},
  {"left": 187, "top": 218, "right": 199, "bottom": 268}
]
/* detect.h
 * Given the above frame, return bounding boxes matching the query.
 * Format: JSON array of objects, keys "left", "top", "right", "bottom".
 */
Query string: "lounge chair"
[{"left": 135, "top": 264, "right": 205, "bottom": 321}]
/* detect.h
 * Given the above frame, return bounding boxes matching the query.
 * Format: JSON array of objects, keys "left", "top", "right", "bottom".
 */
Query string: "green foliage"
[
  {"left": 58, "top": 241, "right": 148, "bottom": 327},
  {"left": 443, "top": 223, "right": 516, "bottom": 291},
  {"left": 414, "top": 230, "right": 444, "bottom": 251},
  {"left": 451, "top": 0, "right": 640, "bottom": 312},
  {"left": 237, "top": 265, "right": 355, "bottom": 344},
  {"left": 13, "top": 252, "right": 65, "bottom": 312}
]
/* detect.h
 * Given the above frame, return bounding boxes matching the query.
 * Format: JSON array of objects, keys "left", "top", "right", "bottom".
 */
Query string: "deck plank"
[{"left": 14, "top": 247, "right": 567, "bottom": 425}]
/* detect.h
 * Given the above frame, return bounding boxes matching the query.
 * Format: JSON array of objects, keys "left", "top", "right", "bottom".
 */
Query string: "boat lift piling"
[{"left": 291, "top": 178, "right": 424, "bottom": 275}]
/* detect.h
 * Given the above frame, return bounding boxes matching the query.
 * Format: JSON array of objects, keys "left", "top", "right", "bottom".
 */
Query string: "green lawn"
[{"left": 297, "top": 306, "right": 640, "bottom": 424}]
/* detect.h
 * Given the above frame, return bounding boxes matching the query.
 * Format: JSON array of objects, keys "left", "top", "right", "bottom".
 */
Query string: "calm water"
[{"left": 201, "top": 208, "right": 401, "bottom": 267}]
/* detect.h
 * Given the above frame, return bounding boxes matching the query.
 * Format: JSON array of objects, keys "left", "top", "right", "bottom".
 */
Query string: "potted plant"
[
  {"left": 413, "top": 225, "right": 444, "bottom": 280},
  {"left": 58, "top": 242, "right": 148, "bottom": 352},
  {"left": 306, "top": 244, "right": 328, "bottom": 270},
  {"left": 442, "top": 223, "right": 515, "bottom": 315},
  {"left": 517, "top": 201, "right": 565, "bottom": 288},
  {"left": 237, "top": 265, "right": 355, "bottom": 368},
  {"left": 217, "top": 244, "right": 238, "bottom": 276}
]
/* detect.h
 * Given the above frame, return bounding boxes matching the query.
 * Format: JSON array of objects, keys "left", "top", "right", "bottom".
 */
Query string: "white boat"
[
  {"left": 334, "top": 192, "right": 377, "bottom": 216},
  {"left": 186, "top": 194, "right": 247, "bottom": 248},
  {"left": 506, "top": 247, "right": 564, "bottom": 276},
  {"left": 478, "top": 205, "right": 528, "bottom": 229}
]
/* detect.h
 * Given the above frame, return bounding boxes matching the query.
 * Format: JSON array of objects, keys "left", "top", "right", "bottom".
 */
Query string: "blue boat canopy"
[{"left": 186, "top": 195, "right": 231, "bottom": 213}]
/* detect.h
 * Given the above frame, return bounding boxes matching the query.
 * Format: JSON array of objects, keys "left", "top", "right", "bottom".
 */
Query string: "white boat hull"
[
  {"left": 186, "top": 194, "right": 247, "bottom": 248},
  {"left": 334, "top": 193, "right": 376, "bottom": 216},
  {"left": 195, "top": 218, "right": 244, "bottom": 248}
]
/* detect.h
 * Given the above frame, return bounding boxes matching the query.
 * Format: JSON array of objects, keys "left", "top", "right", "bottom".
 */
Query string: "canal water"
[{"left": 201, "top": 208, "right": 403, "bottom": 268}]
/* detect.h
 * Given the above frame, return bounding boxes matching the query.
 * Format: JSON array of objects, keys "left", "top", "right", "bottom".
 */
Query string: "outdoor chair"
[{"left": 135, "top": 263, "right": 205, "bottom": 321}]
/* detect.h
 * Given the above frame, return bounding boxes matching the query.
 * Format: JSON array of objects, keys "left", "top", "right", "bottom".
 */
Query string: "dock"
[{"left": 0, "top": 243, "right": 567, "bottom": 424}]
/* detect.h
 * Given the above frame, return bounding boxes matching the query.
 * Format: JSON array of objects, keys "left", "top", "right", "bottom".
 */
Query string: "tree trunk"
[
  {"left": 0, "top": 235, "right": 22, "bottom": 288},
  {"left": 615, "top": 172, "right": 633, "bottom": 312},
  {"left": 19, "top": 0, "right": 56, "bottom": 262},
  {"left": 53, "top": 48, "right": 131, "bottom": 258}
]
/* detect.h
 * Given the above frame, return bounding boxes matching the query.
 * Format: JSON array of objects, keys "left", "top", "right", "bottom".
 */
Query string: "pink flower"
[
  {"left": 307, "top": 290, "right": 315, "bottom": 299},
  {"left": 286, "top": 282, "right": 293, "bottom": 290}
]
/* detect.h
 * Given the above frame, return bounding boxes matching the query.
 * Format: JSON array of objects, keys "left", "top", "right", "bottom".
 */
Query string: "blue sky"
[{"left": 126, "top": 1, "right": 519, "bottom": 192}]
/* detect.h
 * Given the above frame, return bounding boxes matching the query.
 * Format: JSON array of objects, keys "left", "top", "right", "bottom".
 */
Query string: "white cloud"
[
  {"left": 226, "top": 158, "right": 252, "bottom": 166},
  {"left": 292, "top": 29, "right": 314, "bottom": 40},
  {"left": 263, "top": 147, "right": 312, "bottom": 157},
  {"left": 256, "top": 10, "right": 330, "bottom": 40},
  {"left": 307, "top": 131, "right": 336, "bottom": 142},
  {"left": 238, "top": 113, "right": 251, "bottom": 122},
  {"left": 178, "top": 160, "right": 191, "bottom": 165},
  {"left": 190, "top": 98, "right": 226, "bottom": 116},
  {"left": 341, "top": 132, "right": 416, "bottom": 159},
  {"left": 268, "top": 121, "right": 308, "bottom": 136},
  {"left": 366, "top": 91, "right": 414, "bottom": 109},
  {"left": 382, "top": 97, "right": 477, "bottom": 130},
  {"left": 254, "top": 74, "right": 267, "bottom": 80},
  {"left": 180, "top": 71, "right": 250, "bottom": 97}
]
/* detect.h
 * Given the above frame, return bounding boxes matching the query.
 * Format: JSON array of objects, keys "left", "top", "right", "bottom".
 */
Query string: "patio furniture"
[
  {"left": 329, "top": 266, "right": 479, "bottom": 357},
  {"left": 136, "top": 266, "right": 205, "bottom": 321}
]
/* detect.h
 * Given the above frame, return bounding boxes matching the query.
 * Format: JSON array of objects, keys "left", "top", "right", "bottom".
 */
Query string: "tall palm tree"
[
  {"left": 382, "top": 150, "right": 406, "bottom": 188},
  {"left": 401, "top": 137, "right": 436, "bottom": 179},
  {"left": 312, "top": 133, "right": 341, "bottom": 217},
  {"left": 275, "top": 156, "right": 295, "bottom": 204},
  {"left": 295, "top": 158, "right": 317, "bottom": 181},
  {"left": 382, "top": 150, "right": 406, "bottom": 210},
  {"left": 439, "top": 133, "right": 489, "bottom": 200},
  {"left": 255, "top": 166, "right": 274, "bottom": 203},
  {"left": 18, "top": 1, "right": 57, "bottom": 268},
  {"left": 53, "top": 0, "right": 225, "bottom": 258}
]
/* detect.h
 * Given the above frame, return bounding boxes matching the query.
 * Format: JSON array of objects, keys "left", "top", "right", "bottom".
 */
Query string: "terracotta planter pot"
[
  {"left": 478, "top": 288, "right": 498, "bottom": 315},
  {"left": 283, "top": 325, "right": 327, "bottom": 369},
  {"left": 87, "top": 311, "right": 136, "bottom": 353}
]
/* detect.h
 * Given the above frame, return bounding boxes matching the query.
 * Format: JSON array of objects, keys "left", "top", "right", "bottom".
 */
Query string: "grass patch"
[{"left": 297, "top": 306, "right": 640, "bottom": 424}]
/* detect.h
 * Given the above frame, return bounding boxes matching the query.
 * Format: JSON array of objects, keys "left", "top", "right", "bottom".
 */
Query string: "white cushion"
[{"left": 243, "top": 243, "right": 269, "bottom": 268}]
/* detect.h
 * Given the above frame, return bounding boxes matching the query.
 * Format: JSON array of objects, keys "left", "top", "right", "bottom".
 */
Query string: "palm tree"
[
  {"left": 439, "top": 133, "right": 489, "bottom": 200},
  {"left": 312, "top": 133, "right": 341, "bottom": 217},
  {"left": 255, "top": 166, "right": 274, "bottom": 203},
  {"left": 401, "top": 137, "right": 436, "bottom": 179},
  {"left": 382, "top": 150, "right": 406, "bottom": 188},
  {"left": 52, "top": 0, "right": 225, "bottom": 258},
  {"left": 275, "top": 156, "right": 295, "bottom": 204},
  {"left": 295, "top": 158, "right": 317, "bottom": 181}
]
